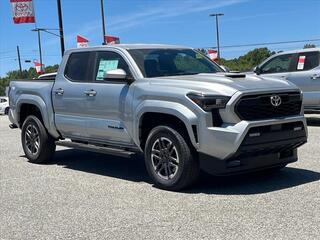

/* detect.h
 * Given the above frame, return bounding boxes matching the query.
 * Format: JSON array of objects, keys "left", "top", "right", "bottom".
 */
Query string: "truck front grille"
[{"left": 235, "top": 92, "right": 302, "bottom": 121}]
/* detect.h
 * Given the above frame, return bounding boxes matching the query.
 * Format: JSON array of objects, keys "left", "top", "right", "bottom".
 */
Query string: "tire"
[
  {"left": 144, "top": 125, "right": 199, "bottom": 191},
  {"left": 21, "top": 115, "right": 56, "bottom": 164},
  {"left": 4, "top": 107, "right": 9, "bottom": 115}
]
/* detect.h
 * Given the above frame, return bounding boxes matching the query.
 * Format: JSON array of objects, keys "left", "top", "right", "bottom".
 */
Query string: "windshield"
[{"left": 128, "top": 48, "right": 223, "bottom": 78}]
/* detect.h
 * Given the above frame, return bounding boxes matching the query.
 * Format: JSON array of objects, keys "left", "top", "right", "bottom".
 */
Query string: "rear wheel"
[
  {"left": 21, "top": 115, "right": 56, "bottom": 163},
  {"left": 144, "top": 125, "right": 199, "bottom": 191},
  {"left": 4, "top": 107, "right": 9, "bottom": 115}
]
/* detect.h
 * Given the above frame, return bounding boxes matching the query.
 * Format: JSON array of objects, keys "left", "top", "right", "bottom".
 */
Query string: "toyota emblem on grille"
[{"left": 270, "top": 95, "right": 282, "bottom": 107}]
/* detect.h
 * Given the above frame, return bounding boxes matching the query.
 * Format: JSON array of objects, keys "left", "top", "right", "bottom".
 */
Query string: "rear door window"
[
  {"left": 64, "top": 52, "right": 93, "bottom": 82},
  {"left": 260, "top": 54, "right": 295, "bottom": 74},
  {"left": 294, "top": 51, "right": 320, "bottom": 71}
]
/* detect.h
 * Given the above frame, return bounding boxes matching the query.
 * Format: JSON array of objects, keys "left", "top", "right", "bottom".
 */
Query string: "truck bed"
[
  {"left": 8, "top": 79, "right": 59, "bottom": 138},
  {"left": 9, "top": 79, "right": 55, "bottom": 109}
]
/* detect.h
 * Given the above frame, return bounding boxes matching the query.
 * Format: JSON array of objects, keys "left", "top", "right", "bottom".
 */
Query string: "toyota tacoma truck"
[{"left": 8, "top": 44, "right": 308, "bottom": 191}]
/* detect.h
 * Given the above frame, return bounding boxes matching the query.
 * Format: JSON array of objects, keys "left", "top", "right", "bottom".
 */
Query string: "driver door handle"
[
  {"left": 84, "top": 89, "right": 97, "bottom": 97},
  {"left": 54, "top": 88, "right": 64, "bottom": 95},
  {"left": 311, "top": 74, "right": 320, "bottom": 80}
]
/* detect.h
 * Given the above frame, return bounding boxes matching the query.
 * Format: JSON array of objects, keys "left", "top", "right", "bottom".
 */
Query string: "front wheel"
[
  {"left": 21, "top": 115, "right": 56, "bottom": 163},
  {"left": 144, "top": 125, "right": 199, "bottom": 191}
]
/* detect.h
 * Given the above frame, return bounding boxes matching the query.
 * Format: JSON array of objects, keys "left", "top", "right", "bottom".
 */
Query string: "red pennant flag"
[
  {"left": 10, "top": 0, "right": 35, "bottom": 24},
  {"left": 77, "top": 35, "right": 89, "bottom": 48},
  {"left": 207, "top": 49, "right": 218, "bottom": 61},
  {"left": 34, "top": 61, "right": 44, "bottom": 74},
  {"left": 105, "top": 35, "right": 120, "bottom": 45}
]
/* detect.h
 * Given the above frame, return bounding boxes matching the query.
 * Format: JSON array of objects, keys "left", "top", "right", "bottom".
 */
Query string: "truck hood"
[{"left": 148, "top": 73, "right": 298, "bottom": 96}]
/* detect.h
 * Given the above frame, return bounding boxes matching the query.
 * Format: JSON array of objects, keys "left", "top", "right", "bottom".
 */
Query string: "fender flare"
[
  {"left": 16, "top": 94, "right": 60, "bottom": 138},
  {"left": 133, "top": 100, "right": 199, "bottom": 149}
]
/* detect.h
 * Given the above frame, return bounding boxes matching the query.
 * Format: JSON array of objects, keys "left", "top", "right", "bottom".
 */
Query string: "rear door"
[
  {"left": 84, "top": 50, "right": 135, "bottom": 144},
  {"left": 286, "top": 51, "right": 320, "bottom": 108},
  {"left": 259, "top": 53, "right": 296, "bottom": 81},
  {"left": 52, "top": 51, "right": 95, "bottom": 139}
]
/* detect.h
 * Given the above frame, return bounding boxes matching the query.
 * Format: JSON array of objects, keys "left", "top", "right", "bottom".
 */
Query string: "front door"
[
  {"left": 84, "top": 50, "right": 135, "bottom": 144},
  {"left": 259, "top": 53, "right": 295, "bottom": 81}
]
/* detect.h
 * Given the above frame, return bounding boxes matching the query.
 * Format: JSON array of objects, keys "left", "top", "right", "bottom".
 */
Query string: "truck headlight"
[{"left": 187, "top": 93, "right": 230, "bottom": 111}]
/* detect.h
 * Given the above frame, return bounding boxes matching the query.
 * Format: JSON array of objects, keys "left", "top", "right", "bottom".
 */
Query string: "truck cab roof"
[{"left": 64, "top": 44, "right": 192, "bottom": 55}]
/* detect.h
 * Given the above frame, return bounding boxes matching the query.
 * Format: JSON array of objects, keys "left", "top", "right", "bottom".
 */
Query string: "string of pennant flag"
[{"left": 77, "top": 35, "right": 120, "bottom": 48}]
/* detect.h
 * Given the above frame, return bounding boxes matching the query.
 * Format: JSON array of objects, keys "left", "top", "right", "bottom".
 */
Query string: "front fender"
[{"left": 133, "top": 100, "right": 199, "bottom": 149}]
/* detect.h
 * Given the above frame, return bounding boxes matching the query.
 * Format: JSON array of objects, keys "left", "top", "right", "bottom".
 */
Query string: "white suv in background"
[
  {"left": 254, "top": 48, "right": 320, "bottom": 110},
  {"left": 0, "top": 97, "right": 9, "bottom": 115}
]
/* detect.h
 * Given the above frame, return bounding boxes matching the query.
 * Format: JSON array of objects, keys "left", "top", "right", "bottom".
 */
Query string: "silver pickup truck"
[{"left": 8, "top": 44, "right": 308, "bottom": 191}]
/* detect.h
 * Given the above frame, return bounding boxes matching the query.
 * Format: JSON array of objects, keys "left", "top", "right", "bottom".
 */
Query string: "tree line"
[{"left": 0, "top": 65, "right": 59, "bottom": 96}]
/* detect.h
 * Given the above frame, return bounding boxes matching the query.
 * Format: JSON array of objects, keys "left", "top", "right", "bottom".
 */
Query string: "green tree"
[
  {"left": 304, "top": 43, "right": 316, "bottom": 49},
  {"left": 219, "top": 48, "right": 274, "bottom": 72},
  {"left": 0, "top": 64, "right": 59, "bottom": 96},
  {"left": 0, "top": 78, "right": 10, "bottom": 96}
]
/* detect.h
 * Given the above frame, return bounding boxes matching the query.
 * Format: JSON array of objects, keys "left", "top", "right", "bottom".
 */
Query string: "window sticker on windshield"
[
  {"left": 96, "top": 59, "right": 119, "bottom": 80},
  {"left": 297, "top": 56, "right": 306, "bottom": 70}
]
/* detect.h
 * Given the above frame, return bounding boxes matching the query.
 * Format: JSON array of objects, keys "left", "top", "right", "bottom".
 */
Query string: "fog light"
[
  {"left": 249, "top": 132, "right": 260, "bottom": 137},
  {"left": 227, "top": 160, "right": 241, "bottom": 168}
]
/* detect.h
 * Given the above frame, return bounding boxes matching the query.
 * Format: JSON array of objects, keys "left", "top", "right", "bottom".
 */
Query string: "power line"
[{"left": 206, "top": 38, "right": 320, "bottom": 49}]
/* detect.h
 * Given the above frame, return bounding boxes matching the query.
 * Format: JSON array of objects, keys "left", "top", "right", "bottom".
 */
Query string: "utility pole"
[
  {"left": 209, "top": 13, "right": 224, "bottom": 59},
  {"left": 100, "top": 0, "right": 106, "bottom": 45},
  {"left": 31, "top": 28, "right": 43, "bottom": 69},
  {"left": 57, "top": 0, "right": 65, "bottom": 56},
  {"left": 16, "top": 46, "right": 22, "bottom": 77}
]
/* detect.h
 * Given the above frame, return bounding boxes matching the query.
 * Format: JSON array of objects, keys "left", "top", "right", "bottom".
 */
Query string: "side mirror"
[
  {"left": 220, "top": 65, "right": 230, "bottom": 72},
  {"left": 104, "top": 69, "right": 127, "bottom": 80},
  {"left": 254, "top": 66, "right": 261, "bottom": 75}
]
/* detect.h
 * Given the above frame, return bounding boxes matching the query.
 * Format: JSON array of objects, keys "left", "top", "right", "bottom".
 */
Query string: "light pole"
[
  {"left": 31, "top": 28, "right": 43, "bottom": 69},
  {"left": 31, "top": 28, "right": 61, "bottom": 71},
  {"left": 209, "top": 13, "right": 224, "bottom": 59},
  {"left": 16, "top": 46, "right": 22, "bottom": 77},
  {"left": 100, "top": 0, "right": 106, "bottom": 45},
  {"left": 56, "top": 0, "right": 65, "bottom": 56}
]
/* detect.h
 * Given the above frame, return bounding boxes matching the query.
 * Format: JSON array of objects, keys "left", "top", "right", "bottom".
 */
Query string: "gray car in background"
[{"left": 254, "top": 48, "right": 320, "bottom": 110}]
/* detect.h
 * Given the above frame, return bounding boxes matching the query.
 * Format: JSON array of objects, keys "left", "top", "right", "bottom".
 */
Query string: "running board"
[{"left": 55, "top": 141, "right": 137, "bottom": 158}]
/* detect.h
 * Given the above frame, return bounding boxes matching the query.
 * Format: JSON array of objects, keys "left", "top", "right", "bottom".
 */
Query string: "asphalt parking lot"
[{"left": 0, "top": 115, "right": 319, "bottom": 240}]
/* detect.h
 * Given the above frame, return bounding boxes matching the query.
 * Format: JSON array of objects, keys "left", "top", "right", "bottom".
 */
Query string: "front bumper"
[{"left": 198, "top": 116, "right": 307, "bottom": 175}]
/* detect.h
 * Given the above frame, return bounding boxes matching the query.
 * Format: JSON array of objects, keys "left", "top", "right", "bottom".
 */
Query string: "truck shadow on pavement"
[
  {"left": 45, "top": 148, "right": 320, "bottom": 195},
  {"left": 189, "top": 169, "right": 320, "bottom": 195},
  {"left": 306, "top": 117, "right": 320, "bottom": 126},
  {"left": 305, "top": 111, "right": 320, "bottom": 126}
]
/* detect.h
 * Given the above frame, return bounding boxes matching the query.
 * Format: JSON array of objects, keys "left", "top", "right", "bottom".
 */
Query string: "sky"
[{"left": 1, "top": 0, "right": 320, "bottom": 76}]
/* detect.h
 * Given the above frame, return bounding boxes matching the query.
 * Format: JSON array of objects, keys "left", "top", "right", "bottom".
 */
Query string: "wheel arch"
[
  {"left": 134, "top": 101, "right": 199, "bottom": 150},
  {"left": 16, "top": 95, "right": 60, "bottom": 138}
]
